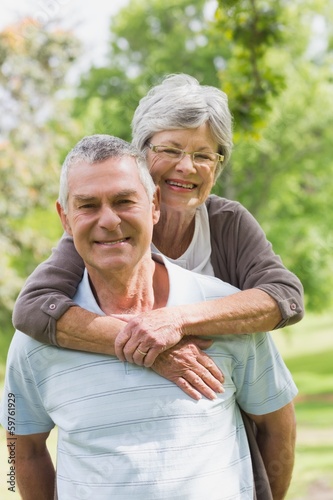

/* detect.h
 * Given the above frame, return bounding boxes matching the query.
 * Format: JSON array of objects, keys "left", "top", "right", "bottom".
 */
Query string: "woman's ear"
[{"left": 56, "top": 200, "right": 73, "bottom": 235}]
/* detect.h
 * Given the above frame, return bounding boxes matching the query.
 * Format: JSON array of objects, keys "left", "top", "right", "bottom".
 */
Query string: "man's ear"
[
  {"left": 56, "top": 200, "right": 73, "bottom": 235},
  {"left": 152, "top": 186, "right": 160, "bottom": 225}
]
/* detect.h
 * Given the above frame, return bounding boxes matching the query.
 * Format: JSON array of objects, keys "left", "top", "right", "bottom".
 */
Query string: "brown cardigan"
[{"left": 12, "top": 195, "right": 304, "bottom": 345}]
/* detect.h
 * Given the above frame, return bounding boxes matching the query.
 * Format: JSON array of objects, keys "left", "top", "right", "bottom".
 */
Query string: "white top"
[
  {"left": 0, "top": 258, "right": 297, "bottom": 500},
  {"left": 151, "top": 203, "right": 215, "bottom": 276}
]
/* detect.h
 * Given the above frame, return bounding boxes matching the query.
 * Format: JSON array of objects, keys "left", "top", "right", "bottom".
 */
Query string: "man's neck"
[{"left": 86, "top": 257, "right": 169, "bottom": 315}]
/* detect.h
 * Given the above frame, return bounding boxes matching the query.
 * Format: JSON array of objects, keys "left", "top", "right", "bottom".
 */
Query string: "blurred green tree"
[
  {"left": 73, "top": 0, "right": 333, "bottom": 310},
  {"left": 215, "top": 0, "right": 333, "bottom": 310},
  {"left": 0, "top": 19, "right": 82, "bottom": 339},
  {"left": 72, "top": 0, "right": 224, "bottom": 138}
]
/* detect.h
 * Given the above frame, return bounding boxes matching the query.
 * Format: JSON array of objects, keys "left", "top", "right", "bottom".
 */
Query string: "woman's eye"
[
  {"left": 163, "top": 148, "right": 181, "bottom": 157},
  {"left": 195, "top": 153, "right": 211, "bottom": 160}
]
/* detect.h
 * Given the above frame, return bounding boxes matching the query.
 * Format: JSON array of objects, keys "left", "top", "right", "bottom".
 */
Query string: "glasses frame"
[{"left": 147, "top": 143, "right": 224, "bottom": 167}]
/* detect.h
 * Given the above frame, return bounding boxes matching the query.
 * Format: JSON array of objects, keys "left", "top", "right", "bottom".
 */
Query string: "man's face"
[{"left": 57, "top": 156, "right": 159, "bottom": 277}]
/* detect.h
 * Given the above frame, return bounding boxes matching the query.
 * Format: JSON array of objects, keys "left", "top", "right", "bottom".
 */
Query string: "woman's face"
[{"left": 147, "top": 124, "right": 219, "bottom": 213}]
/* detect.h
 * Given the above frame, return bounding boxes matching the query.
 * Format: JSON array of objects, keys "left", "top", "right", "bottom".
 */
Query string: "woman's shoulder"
[
  {"left": 205, "top": 195, "right": 262, "bottom": 244},
  {"left": 205, "top": 195, "right": 247, "bottom": 217}
]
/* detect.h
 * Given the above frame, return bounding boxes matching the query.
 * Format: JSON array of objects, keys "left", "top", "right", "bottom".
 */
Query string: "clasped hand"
[
  {"left": 113, "top": 308, "right": 224, "bottom": 400},
  {"left": 114, "top": 307, "right": 184, "bottom": 366}
]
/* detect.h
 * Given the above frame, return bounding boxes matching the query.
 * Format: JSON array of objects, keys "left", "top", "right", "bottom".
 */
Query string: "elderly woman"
[{"left": 13, "top": 74, "right": 303, "bottom": 400}]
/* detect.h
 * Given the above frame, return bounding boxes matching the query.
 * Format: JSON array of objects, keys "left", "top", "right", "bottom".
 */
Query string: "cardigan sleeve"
[
  {"left": 12, "top": 233, "right": 85, "bottom": 346},
  {"left": 207, "top": 195, "right": 304, "bottom": 328}
]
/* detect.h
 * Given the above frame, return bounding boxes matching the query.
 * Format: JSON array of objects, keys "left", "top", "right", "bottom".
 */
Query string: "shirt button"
[
  {"left": 290, "top": 303, "right": 297, "bottom": 311},
  {"left": 49, "top": 304, "right": 56, "bottom": 310}
]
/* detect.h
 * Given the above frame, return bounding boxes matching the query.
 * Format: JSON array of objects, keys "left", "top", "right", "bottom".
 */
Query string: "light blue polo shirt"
[{"left": 0, "top": 257, "right": 297, "bottom": 499}]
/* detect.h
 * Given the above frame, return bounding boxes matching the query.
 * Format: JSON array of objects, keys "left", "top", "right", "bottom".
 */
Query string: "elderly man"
[{"left": 0, "top": 135, "right": 297, "bottom": 499}]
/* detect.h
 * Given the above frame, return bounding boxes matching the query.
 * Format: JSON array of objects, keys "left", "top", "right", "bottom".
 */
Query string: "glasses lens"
[
  {"left": 151, "top": 145, "right": 222, "bottom": 167},
  {"left": 155, "top": 146, "right": 183, "bottom": 160},
  {"left": 193, "top": 152, "right": 218, "bottom": 167}
]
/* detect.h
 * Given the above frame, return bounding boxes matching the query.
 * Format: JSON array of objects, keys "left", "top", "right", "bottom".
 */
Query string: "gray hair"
[
  {"left": 59, "top": 134, "right": 156, "bottom": 212},
  {"left": 131, "top": 74, "right": 233, "bottom": 179}
]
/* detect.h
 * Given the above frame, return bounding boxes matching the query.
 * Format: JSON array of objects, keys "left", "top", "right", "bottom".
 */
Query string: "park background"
[{"left": 0, "top": 0, "right": 332, "bottom": 498}]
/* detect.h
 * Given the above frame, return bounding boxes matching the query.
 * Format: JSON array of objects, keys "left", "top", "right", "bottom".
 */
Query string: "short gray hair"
[
  {"left": 131, "top": 74, "right": 233, "bottom": 179},
  {"left": 58, "top": 134, "right": 156, "bottom": 212}
]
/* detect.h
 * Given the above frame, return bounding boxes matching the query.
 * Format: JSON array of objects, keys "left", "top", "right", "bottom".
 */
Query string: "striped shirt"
[{"left": 0, "top": 257, "right": 297, "bottom": 499}]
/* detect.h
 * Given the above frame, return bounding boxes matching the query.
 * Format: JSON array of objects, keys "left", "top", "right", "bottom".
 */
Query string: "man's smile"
[{"left": 95, "top": 237, "right": 130, "bottom": 246}]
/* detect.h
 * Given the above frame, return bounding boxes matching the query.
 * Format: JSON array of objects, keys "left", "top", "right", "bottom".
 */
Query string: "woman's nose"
[{"left": 174, "top": 153, "right": 196, "bottom": 174}]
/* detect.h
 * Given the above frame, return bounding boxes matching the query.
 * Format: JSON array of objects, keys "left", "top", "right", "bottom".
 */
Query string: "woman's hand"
[
  {"left": 114, "top": 307, "right": 185, "bottom": 367},
  {"left": 113, "top": 309, "right": 224, "bottom": 400},
  {"left": 151, "top": 337, "right": 225, "bottom": 400}
]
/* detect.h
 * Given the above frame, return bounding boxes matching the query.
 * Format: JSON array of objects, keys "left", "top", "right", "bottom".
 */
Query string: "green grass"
[
  {"left": 1, "top": 310, "right": 333, "bottom": 498},
  {"left": 273, "top": 311, "right": 333, "bottom": 498},
  {"left": 289, "top": 445, "right": 333, "bottom": 499},
  {"left": 295, "top": 400, "right": 333, "bottom": 428}
]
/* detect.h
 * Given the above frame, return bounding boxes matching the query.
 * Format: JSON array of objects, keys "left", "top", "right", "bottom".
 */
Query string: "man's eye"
[
  {"left": 79, "top": 204, "right": 96, "bottom": 209},
  {"left": 117, "top": 199, "right": 134, "bottom": 205}
]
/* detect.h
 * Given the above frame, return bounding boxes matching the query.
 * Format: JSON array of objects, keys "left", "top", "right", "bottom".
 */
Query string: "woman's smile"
[{"left": 165, "top": 178, "right": 197, "bottom": 190}]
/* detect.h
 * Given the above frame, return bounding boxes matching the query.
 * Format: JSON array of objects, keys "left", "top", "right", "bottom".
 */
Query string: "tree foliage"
[
  {"left": 0, "top": 20, "right": 82, "bottom": 335},
  {"left": 215, "top": 0, "right": 288, "bottom": 131},
  {"left": 73, "top": 0, "right": 224, "bottom": 139},
  {"left": 214, "top": 0, "right": 333, "bottom": 310}
]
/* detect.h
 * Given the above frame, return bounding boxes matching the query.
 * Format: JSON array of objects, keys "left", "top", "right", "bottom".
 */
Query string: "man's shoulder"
[
  {"left": 161, "top": 256, "right": 239, "bottom": 305},
  {"left": 193, "top": 272, "right": 239, "bottom": 299},
  {"left": 7, "top": 329, "right": 45, "bottom": 362}
]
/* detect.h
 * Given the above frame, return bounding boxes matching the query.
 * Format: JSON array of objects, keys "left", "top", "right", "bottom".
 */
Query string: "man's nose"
[{"left": 98, "top": 206, "right": 121, "bottom": 230}]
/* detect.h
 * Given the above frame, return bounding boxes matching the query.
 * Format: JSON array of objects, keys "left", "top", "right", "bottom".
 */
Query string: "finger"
[
  {"left": 114, "top": 330, "right": 132, "bottom": 361},
  {"left": 199, "top": 356, "right": 224, "bottom": 383},
  {"left": 191, "top": 344, "right": 224, "bottom": 383},
  {"left": 132, "top": 347, "right": 149, "bottom": 366},
  {"left": 183, "top": 369, "right": 225, "bottom": 400},
  {"left": 114, "top": 339, "right": 127, "bottom": 361},
  {"left": 174, "top": 377, "right": 203, "bottom": 401},
  {"left": 142, "top": 346, "right": 163, "bottom": 368},
  {"left": 122, "top": 342, "right": 140, "bottom": 364}
]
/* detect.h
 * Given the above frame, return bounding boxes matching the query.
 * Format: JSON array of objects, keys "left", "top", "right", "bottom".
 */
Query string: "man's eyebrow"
[
  {"left": 113, "top": 189, "right": 139, "bottom": 198},
  {"left": 72, "top": 195, "right": 97, "bottom": 203}
]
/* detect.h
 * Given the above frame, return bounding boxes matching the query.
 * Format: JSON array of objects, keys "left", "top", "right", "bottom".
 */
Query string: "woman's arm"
[
  {"left": 12, "top": 233, "right": 84, "bottom": 345},
  {"left": 115, "top": 288, "right": 281, "bottom": 366},
  {"left": 12, "top": 236, "right": 224, "bottom": 399},
  {"left": 207, "top": 195, "right": 304, "bottom": 328}
]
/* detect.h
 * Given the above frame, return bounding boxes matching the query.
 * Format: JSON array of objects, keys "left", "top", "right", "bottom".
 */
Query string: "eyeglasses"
[{"left": 147, "top": 143, "right": 224, "bottom": 168}]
